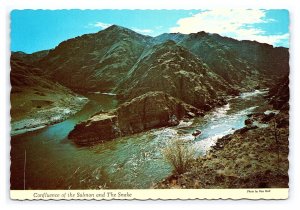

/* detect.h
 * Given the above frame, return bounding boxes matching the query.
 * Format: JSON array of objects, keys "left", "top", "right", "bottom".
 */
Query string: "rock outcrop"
[
  {"left": 267, "top": 74, "right": 289, "bottom": 110},
  {"left": 68, "top": 91, "right": 200, "bottom": 145},
  {"left": 68, "top": 112, "right": 121, "bottom": 145},
  {"left": 116, "top": 91, "right": 199, "bottom": 134}
]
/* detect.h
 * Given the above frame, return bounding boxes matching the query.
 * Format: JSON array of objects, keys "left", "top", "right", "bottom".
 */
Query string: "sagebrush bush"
[{"left": 163, "top": 139, "right": 195, "bottom": 175}]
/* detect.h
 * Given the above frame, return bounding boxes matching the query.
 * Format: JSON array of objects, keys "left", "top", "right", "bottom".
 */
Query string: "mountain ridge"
[{"left": 11, "top": 24, "right": 289, "bottom": 109}]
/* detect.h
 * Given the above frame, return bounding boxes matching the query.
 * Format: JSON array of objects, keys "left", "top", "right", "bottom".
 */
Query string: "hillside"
[
  {"left": 10, "top": 54, "right": 87, "bottom": 135},
  {"left": 155, "top": 73, "right": 289, "bottom": 189},
  {"left": 154, "top": 31, "right": 289, "bottom": 90},
  {"left": 116, "top": 40, "right": 236, "bottom": 110},
  {"left": 24, "top": 25, "right": 289, "bottom": 95},
  {"left": 11, "top": 25, "right": 289, "bottom": 139},
  {"left": 37, "top": 25, "right": 151, "bottom": 91}
]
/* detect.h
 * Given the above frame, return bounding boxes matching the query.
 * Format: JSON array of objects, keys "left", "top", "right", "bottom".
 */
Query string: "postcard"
[{"left": 10, "top": 9, "right": 289, "bottom": 200}]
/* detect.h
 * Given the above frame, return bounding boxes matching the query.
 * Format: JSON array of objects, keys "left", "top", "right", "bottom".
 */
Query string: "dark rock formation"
[
  {"left": 68, "top": 112, "right": 121, "bottom": 146},
  {"left": 235, "top": 125, "right": 258, "bottom": 134},
  {"left": 116, "top": 91, "right": 198, "bottom": 134},
  {"left": 244, "top": 118, "right": 253, "bottom": 126},
  {"left": 116, "top": 40, "right": 234, "bottom": 110},
  {"left": 68, "top": 91, "right": 200, "bottom": 145},
  {"left": 261, "top": 112, "right": 276, "bottom": 123},
  {"left": 268, "top": 74, "right": 289, "bottom": 110}
]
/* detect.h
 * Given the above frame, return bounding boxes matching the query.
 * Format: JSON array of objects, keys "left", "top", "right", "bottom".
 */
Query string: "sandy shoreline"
[{"left": 11, "top": 95, "right": 88, "bottom": 136}]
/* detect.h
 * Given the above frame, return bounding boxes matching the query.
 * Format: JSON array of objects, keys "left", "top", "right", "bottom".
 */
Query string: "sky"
[{"left": 11, "top": 9, "right": 289, "bottom": 53}]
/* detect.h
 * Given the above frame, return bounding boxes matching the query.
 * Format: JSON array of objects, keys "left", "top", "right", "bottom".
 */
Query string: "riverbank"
[
  {"left": 68, "top": 91, "right": 204, "bottom": 146},
  {"left": 10, "top": 87, "right": 88, "bottom": 136},
  {"left": 155, "top": 109, "right": 289, "bottom": 188},
  {"left": 11, "top": 89, "right": 278, "bottom": 190}
]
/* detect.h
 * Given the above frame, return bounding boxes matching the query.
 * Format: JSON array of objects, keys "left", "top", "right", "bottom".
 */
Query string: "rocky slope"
[
  {"left": 155, "top": 74, "right": 289, "bottom": 189},
  {"left": 10, "top": 53, "right": 88, "bottom": 135},
  {"left": 37, "top": 25, "right": 151, "bottom": 92},
  {"left": 268, "top": 74, "right": 289, "bottom": 110},
  {"left": 68, "top": 91, "right": 200, "bottom": 145},
  {"left": 12, "top": 50, "right": 49, "bottom": 64},
  {"left": 156, "top": 119, "right": 289, "bottom": 189},
  {"left": 27, "top": 25, "right": 288, "bottom": 95},
  {"left": 153, "top": 32, "right": 289, "bottom": 90},
  {"left": 12, "top": 25, "right": 289, "bottom": 142},
  {"left": 115, "top": 40, "right": 236, "bottom": 110}
]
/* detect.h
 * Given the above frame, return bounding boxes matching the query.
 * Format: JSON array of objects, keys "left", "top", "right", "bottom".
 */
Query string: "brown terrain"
[
  {"left": 68, "top": 91, "right": 202, "bottom": 145},
  {"left": 10, "top": 52, "right": 88, "bottom": 135},
  {"left": 155, "top": 75, "right": 289, "bottom": 188},
  {"left": 10, "top": 25, "right": 289, "bottom": 189}
]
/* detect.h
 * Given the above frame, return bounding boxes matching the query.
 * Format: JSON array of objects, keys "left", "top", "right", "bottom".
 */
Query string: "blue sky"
[{"left": 11, "top": 9, "right": 289, "bottom": 53}]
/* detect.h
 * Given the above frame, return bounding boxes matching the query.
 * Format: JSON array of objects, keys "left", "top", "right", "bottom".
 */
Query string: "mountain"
[
  {"left": 37, "top": 25, "right": 151, "bottom": 91},
  {"left": 11, "top": 24, "right": 290, "bottom": 144},
  {"left": 12, "top": 50, "right": 49, "bottom": 64},
  {"left": 115, "top": 40, "right": 236, "bottom": 109},
  {"left": 28, "top": 25, "right": 288, "bottom": 95},
  {"left": 153, "top": 31, "right": 289, "bottom": 90},
  {"left": 12, "top": 25, "right": 289, "bottom": 110}
]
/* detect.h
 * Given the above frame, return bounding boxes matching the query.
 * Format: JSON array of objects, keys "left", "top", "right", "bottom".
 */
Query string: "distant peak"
[
  {"left": 105, "top": 24, "right": 131, "bottom": 32},
  {"left": 101, "top": 24, "right": 136, "bottom": 35},
  {"left": 154, "top": 32, "right": 185, "bottom": 38},
  {"left": 197, "top": 31, "right": 208, "bottom": 35},
  {"left": 190, "top": 30, "right": 209, "bottom": 37},
  {"left": 96, "top": 24, "right": 125, "bottom": 34},
  {"left": 107, "top": 24, "right": 123, "bottom": 30},
  {"left": 12, "top": 51, "right": 26, "bottom": 55},
  {"left": 99, "top": 24, "right": 152, "bottom": 40}
]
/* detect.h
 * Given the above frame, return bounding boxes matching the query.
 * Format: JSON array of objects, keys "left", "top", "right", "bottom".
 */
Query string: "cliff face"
[{"left": 68, "top": 91, "right": 200, "bottom": 145}]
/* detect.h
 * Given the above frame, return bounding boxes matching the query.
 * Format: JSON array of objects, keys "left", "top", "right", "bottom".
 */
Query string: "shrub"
[{"left": 163, "top": 139, "right": 196, "bottom": 175}]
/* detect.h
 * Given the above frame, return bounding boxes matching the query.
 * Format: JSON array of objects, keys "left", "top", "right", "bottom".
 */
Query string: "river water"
[{"left": 10, "top": 90, "right": 268, "bottom": 189}]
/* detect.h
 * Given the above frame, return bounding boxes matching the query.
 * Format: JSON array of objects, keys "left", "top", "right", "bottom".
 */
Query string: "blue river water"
[{"left": 10, "top": 90, "right": 268, "bottom": 189}]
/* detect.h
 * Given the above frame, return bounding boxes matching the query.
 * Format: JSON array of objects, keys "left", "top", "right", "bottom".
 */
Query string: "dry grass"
[{"left": 163, "top": 139, "right": 195, "bottom": 175}]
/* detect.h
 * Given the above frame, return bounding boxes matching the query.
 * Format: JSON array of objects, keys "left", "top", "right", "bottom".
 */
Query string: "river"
[{"left": 10, "top": 90, "right": 269, "bottom": 189}]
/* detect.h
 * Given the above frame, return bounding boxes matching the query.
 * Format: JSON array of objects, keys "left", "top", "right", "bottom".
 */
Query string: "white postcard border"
[{"left": 10, "top": 189, "right": 288, "bottom": 200}]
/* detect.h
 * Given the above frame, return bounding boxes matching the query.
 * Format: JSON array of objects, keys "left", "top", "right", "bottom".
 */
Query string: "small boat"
[{"left": 192, "top": 129, "right": 202, "bottom": 137}]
